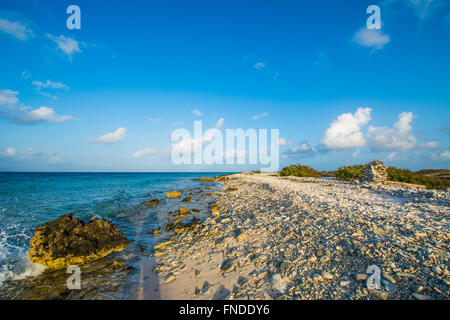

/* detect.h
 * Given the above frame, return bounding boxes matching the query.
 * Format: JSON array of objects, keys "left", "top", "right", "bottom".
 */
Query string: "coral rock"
[{"left": 28, "top": 213, "right": 129, "bottom": 269}]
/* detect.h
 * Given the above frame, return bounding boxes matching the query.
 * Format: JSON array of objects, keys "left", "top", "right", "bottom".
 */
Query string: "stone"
[
  {"left": 356, "top": 273, "right": 368, "bottom": 282},
  {"left": 321, "top": 271, "right": 334, "bottom": 280},
  {"left": 165, "top": 274, "right": 176, "bottom": 283},
  {"left": 363, "top": 161, "right": 388, "bottom": 184},
  {"left": 368, "top": 289, "right": 389, "bottom": 300},
  {"left": 271, "top": 274, "right": 288, "bottom": 293},
  {"left": 220, "top": 259, "right": 236, "bottom": 273},
  {"left": 382, "top": 279, "right": 397, "bottom": 294},
  {"left": 142, "top": 199, "right": 160, "bottom": 206},
  {"left": 28, "top": 213, "right": 129, "bottom": 269},
  {"left": 182, "top": 197, "right": 192, "bottom": 202},
  {"left": 412, "top": 293, "right": 433, "bottom": 300},
  {"left": 165, "top": 217, "right": 202, "bottom": 234},
  {"left": 178, "top": 207, "right": 189, "bottom": 214},
  {"left": 340, "top": 280, "right": 350, "bottom": 287},
  {"left": 149, "top": 227, "right": 161, "bottom": 234},
  {"left": 166, "top": 190, "right": 181, "bottom": 198}
]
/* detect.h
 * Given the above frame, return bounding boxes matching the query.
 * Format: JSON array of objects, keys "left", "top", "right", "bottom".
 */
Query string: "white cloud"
[
  {"left": 21, "top": 71, "right": 30, "bottom": 79},
  {"left": 0, "top": 89, "right": 19, "bottom": 105},
  {"left": 148, "top": 117, "right": 163, "bottom": 123},
  {"left": 92, "top": 127, "right": 127, "bottom": 144},
  {"left": 14, "top": 106, "right": 76, "bottom": 124},
  {"left": 252, "top": 112, "right": 269, "bottom": 120},
  {"left": 16, "top": 148, "right": 40, "bottom": 160},
  {"left": 1, "top": 146, "right": 62, "bottom": 163},
  {"left": 366, "top": 112, "right": 417, "bottom": 152},
  {"left": 353, "top": 28, "right": 390, "bottom": 50},
  {"left": 441, "top": 150, "right": 450, "bottom": 160},
  {"left": 6, "top": 147, "right": 16, "bottom": 156},
  {"left": 46, "top": 34, "right": 81, "bottom": 57},
  {"left": 47, "top": 151, "right": 62, "bottom": 163},
  {"left": 191, "top": 108, "right": 203, "bottom": 117},
  {"left": 32, "top": 80, "right": 69, "bottom": 91},
  {"left": 352, "top": 149, "right": 360, "bottom": 158},
  {"left": 387, "top": 152, "right": 397, "bottom": 160},
  {"left": 133, "top": 147, "right": 157, "bottom": 159},
  {"left": 283, "top": 141, "right": 316, "bottom": 159},
  {"left": 253, "top": 62, "right": 266, "bottom": 70},
  {"left": 215, "top": 118, "right": 224, "bottom": 128},
  {"left": 393, "top": 0, "right": 448, "bottom": 20},
  {"left": 0, "top": 18, "right": 34, "bottom": 40},
  {"left": 418, "top": 140, "right": 440, "bottom": 149},
  {"left": 321, "top": 107, "right": 372, "bottom": 150},
  {"left": 279, "top": 138, "right": 292, "bottom": 146}
]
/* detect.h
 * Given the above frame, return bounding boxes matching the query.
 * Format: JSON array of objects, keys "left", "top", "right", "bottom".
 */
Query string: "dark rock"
[
  {"left": 143, "top": 199, "right": 160, "bottom": 206},
  {"left": 28, "top": 213, "right": 129, "bottom": 269}
]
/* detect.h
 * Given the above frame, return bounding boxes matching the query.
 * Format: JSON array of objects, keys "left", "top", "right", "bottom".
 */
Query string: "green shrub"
[
  {"left": 388, "top": 167, "right": 450, "bottom": 190},
  {"left": 334, "top": 165, "right": 365, "bottom": 181},
  {"left": 333, "top": 165, "right": 449, "bottom": 189},
  {"left": 279, "top": 164, "right": 321, "bottom": 178}
]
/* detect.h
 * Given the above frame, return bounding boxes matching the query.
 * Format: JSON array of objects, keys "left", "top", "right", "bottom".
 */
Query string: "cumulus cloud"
[
  {"left": 46, "top": 34, "right": 81, "bottom": 57},
  {"left": 366, "top": 112, "right": 417, "bottom": 152},
  {"left": 14, "top": 106, "right": 76, "bottom": 124},
  {"left": 92, "top": 127, "right": 127, "bottom": 144},
  {"left": 353, "top": 28, "right": 390, "bottom": 50},
  {"left": 191, "top": 108, "right": 203, "bottom": 117},
  {"left": 279, "top": 138, "right": 292, "bottom": 146},
  {"left": 0, "top": 18, "right": 34, "bottom": 40},
  {"left": 321, "top": 107, "right": 372, "bottom": 150},
  {"left": 215, "top": 118, "right": 224, "bottom": 128},
  {"left": 0, "top": 89, "right": 76, "bottom": 125},
  {"left": 252, "top": 112, "right": 269, "bottom": 120}
]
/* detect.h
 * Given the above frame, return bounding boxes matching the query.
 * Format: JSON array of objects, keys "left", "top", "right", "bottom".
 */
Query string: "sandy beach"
[{"left": 138, "top": 173, "right": 449, "bottom": 300}]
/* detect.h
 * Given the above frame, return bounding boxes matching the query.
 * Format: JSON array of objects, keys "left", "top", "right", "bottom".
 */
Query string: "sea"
[{"left": 0, "top": 172, "right": 226, "bottom": 299}]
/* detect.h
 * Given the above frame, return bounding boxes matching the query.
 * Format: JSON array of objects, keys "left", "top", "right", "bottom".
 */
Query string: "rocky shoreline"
[{"left": 148, "top": 173, "right": 449, "bottom": 300}]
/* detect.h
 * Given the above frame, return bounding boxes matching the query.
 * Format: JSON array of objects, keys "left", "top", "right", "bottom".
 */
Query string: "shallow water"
[{"left": 0, "top": 172, "right": 225, "bottom": 299}]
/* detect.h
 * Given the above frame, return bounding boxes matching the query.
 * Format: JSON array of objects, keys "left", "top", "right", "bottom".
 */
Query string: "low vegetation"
[
  {"left": 332, "top": 164, "right": 450, "bottom": 189},
  {"left": 279, "top": 164, "right": 321, "bottom": 178},
  {"left": 334, "top": 165, "right": 365, "bottom": 181},
  {"left": 388, "top": 167, "right": 450, "bottom": 190},
  {"left": 281, "top": 163, "right": 450, "bottom": 190}
]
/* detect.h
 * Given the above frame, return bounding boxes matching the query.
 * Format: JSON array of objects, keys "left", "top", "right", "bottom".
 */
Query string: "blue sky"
[{"left": 0, "top": 0, "right": 449, "bottom": 172}]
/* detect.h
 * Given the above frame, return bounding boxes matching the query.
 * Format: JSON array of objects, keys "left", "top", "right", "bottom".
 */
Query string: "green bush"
[
  {"left": 388, "top": 167, "right": 450, "bottom": 190},
  {"left": 280, "top": 164, "right": 321, "bottom": 178},
  {"left": 333, "top": 165, "right": 449, "bottom": 189},
  {"left": 334, "top": 165, "right": 365, "bottom": 181}
]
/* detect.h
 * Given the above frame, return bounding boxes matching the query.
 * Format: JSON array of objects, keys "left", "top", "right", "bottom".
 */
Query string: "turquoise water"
[{"left": 0, "top": 172, "right": 224, "bottom": 293}]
